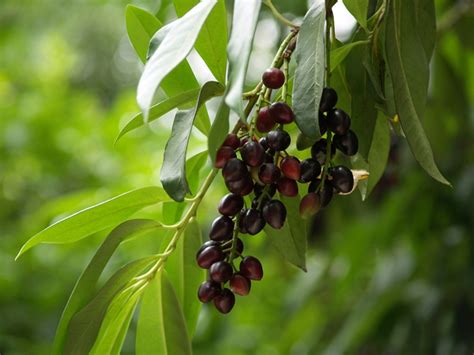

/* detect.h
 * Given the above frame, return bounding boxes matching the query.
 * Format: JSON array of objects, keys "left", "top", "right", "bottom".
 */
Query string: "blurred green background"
[{"left": 1, "top": 0, "right": 473, "bottom": 354}]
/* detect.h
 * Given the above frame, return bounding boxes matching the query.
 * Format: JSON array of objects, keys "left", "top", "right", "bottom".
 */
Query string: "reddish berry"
[
  {"left": 196, "top": 245, "right": 224, "bottom": 269},
  {"left": 196, "top": 240, "right": 220, "bottom": 258},
  {"left": 198, "top": 281, "right": 221, "bottom": 303},
  {"left": 215, "top": 146, "right": 236, "bottom": 168},
  {"left": 230, "top": 273, "right": 251, "bottom": 296},
  {"left": 333, "top": 129, "right": 359, "bottom": 156},
  {"left": 269, "top": 102, "right": 294, "bottom": 124},
  {"left": 218, "top": 193, "right": 244, "bottom": 216},
  {"left": 213, "top": 288, "right": 235, "bottom": 314},
  {"left": 299, "top": 192, "right": 321, "bottom": 219},
  {"left": 258, "top": 163, "right": 281, "bottom": 184},
  {"left": 330, "top": 165, "right": 354, "bottom": 193},
  {"left": 319, "top": 87, "right": 338, "bottom": 112},
  {"left": 280, "top": 156, "right": 301, "bottom": 180},
  {"left": 256, "top": 107, "right": 275, "bottom": 133},
  {"left": 222, "top": 133, "right": 240, "bottom": 150},
  {"left": 262, "top": 200, "right": 286, "bottom": 229},
  {"left": 209, "top": 261, "right": 233, "bottom": 283},
  {"left": 299, "top": 158, "right": 322, "bottom": 183},
  {"left": 327, "top": 108, "right": 351, "bottom": 136},
  {"left": 267, "top": 129, "right": 291, "bottom": 151},
  {"left": 209, "top": 216, "right": 234, "bottom": 241},
  {"left": 241, "top": 141, "right": 265, "bottom": 167},
  {"left": 262, "top": 67, "right": 285, "bottom": 89},
  {"left": 240, "top": 256, "right": 263, "bottom": 281},
  {"left": 276, "top": 177, "right": 298, "bottom": 197}
]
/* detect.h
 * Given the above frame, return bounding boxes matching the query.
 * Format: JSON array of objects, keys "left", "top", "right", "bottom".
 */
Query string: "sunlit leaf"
[
  {"left": 293, "top": 0, "right": 326, "bottom": 139},
  {"left": 330, "top": 40, "right": 369, "bottom": 72}
]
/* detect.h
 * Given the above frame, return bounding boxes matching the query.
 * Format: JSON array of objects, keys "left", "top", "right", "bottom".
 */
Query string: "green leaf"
[
  {"left": 137, "top": 0, "right": 217, "bottom": 120},
  {"left": 174, "top": 0, "right": 228, "bottom": 84},
  {"left": 224, "top": 0, "right": 261, "bottom": 117},
  {"left": 90, "top": 283, "right": 144, "bottom": 355},
  {"left": 293, "top": 0, "right": 326, "bottom": 139},
  {"left": 366, "top": 113, "right": 391, "bottom": 198},
  {"left": 136, "top": 270, "right": 192, "bottom": 355},
  {"left": 52, "top": 219, "right": 164, "bottom": 355},
  {"left": 17, "top": 187, "right": 170, "bottom": 258},
  {"left": 343, "top": 0, "right": 369, "bottom": 30},
  {"left": 414, "top": 0, "right": 436, "bottom": 60},
  {"left": 208, "top": 98, "right": 230, "bottom": 164},
  {"left": 115, "top": 88, "right": 201, "bottom": 143},
  {"left": 165, "top": 218, "right": 205, "bottom": 337},
  {"left": 265, "top": 195, "right": 307, "bottom": 271},
  {"left": 186, "top": 150, "right": 210, "bottom": 195},
  {"left": 330, "top": 40, "right": 369, "bottom": 72},
  {"left": 63, "top": 255, "right": 159, "bottom": 355},
  {"left": 161, "top": 81, "right": 224, "bottom": 202},
  {"left": 385, "top": 0, "right": 450, "bottom": 185}
]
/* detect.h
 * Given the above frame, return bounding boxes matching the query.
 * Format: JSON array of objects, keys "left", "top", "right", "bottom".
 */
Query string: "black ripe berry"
[
  {"left": 262, "top": 200, "right": 286, "bottom": 229},
  {"left": 262, "top": 67, "right": 285, "bottom": 89},
  {"left": 218, "top": 193, "right": 244, "bottom": 216},
  {"left": 222, "top": 158, "right": 248, "bottom": 182},
  {"left": 222, "top": 133, "right": 240, "bottom": 150},
  {"left": 198, "top": 280, "right": 221, "bottom": 303},
  {"left": 209, "top": 215, "right": 234, "bottom": 241},
  {"left": 256, "top": 106, "right": 275, "bottom": 133},
  {"left": 241, "top": 141, "right": 265, "bottom": 167},
  {"left": 268, "top": 102, "right": 295, "bottom": 124},
  {"left": 319, "top": 111, "right": 327, "bottom": 135},
  {"left": 209, "top": 261, "right": 233, "bottom": 283},
  {"left": 213, "top": 288, "right": 235, "bottom": 314},
  {"left": 330, "top": 165, "right": 354, "bottom": 193},
  {"left": 258, "top": 163, "right": 281, "bottom": 184},
  {"left": 308, "top": 179, "right": 333, "bottom": 208},
  {"left": 280, "top": 156, "right": 301, "bottom": 180},
  {"left": 230, "top": 273, "right": 251, "bottom": 296},
  {"left": 225, "top": 175, "right": 254, "bottom": 196},
  {"left": 196, "top": 240, "right": 219, "bottom": 258},
  {"left": 215, "top": 146, "right": 236, "bottom": 169},
  {"left": 196, "top": 245, "right": 224, "bottom": 269},
  {"left": 299, "top": 192, "right": 321, "bottom": 219},
  {"left": 240, "top": 256, "right": 263, "bottom": 281},
  {"left": 267, "top": 129, "right": 291, "bottom": 151},
  {"left": 240, "top": 208, "right": 265, "bottom": 235},
  {"left": 277, "top": 177, "right": 298, "bottom": 197},
  {"left": 299, "top": 158, "right": 322, "bottom": 183},
  {"left": 333, "top": 129, "right": 359, "bottom": 156},
  {"left": 319, "top": 87, "right": 338, "bottom": 112},
  {"left": 327, "top": 108, "right": 351, "bottom": 136},
  {"left": 311, "top": 139, "right": 336, "bottom": 165}
]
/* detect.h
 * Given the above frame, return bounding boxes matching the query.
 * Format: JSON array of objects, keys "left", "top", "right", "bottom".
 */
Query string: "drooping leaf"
[
  {"left": 115, "top": 88, "right": 202, "bottom": 143},
  {"left": 293, "top": 0, "right": 326, "bottom": 139},
  {"left": 208, "top": 98, "right": 230, "bottom": 164},
  {"left": 343, "top": 0, "right": 369, "bottom": 30},
  {"left": 17, "top": 187, "right": 170, "bottom": 258},
  {"left": 161, "top": 81, "right": 224, "bottom": 202},
  {"left": 165, "top": 218, "right": 205, "bottom": 337},
  {"left": 186, "top": 150, "right": 210, "bottom": 195},
  {"left": 330, "top": 40, "right": 369, "bottom": 72},
  {"left": 224, "top": 0, "right": 261, "bottom": 117},
  {"left": 137, "top": 0, "right": 217, "bottom": 120},
  {"left": 366, "top": 113, "right": 391, "bottom": 198},
  {"left": 414, "top": 0, "right": 436, "bottom": 60},
  {"left": 174, "top": 0, "right": 228, "bottom": 84},
  {"left": 265, "top": 195, "right": 307, "bottom": 271},
  {"left": 136, "top": 270, "right": 192, "bottom": 355},
  {"left": 52, "top": 219, "right": 164, "bottom": 355},
  {"left": 90, "top": 283, "right": 144, "bottom": 355},
  {"left": 385, "top": 0, "right": 450, "bottom": 185},
  {"left": 63, "top": 255, "right": 159, "bottom": 355}
]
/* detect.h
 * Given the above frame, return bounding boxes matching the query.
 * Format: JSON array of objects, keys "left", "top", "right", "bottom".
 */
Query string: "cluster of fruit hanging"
[{"left": 196, "top": 54, "right": 359, "bottom": 314}]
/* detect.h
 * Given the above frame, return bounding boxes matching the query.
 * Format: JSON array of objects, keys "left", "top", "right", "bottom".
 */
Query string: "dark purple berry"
[
  {"left": 209, "top": 261, "right": 233, "bottom": 283},
  {"left": 198, "top": 280, "right": 221, "bottom": 303},
  {"left": 262, "top": 67, "right": 285, "bottom": 89},
  {"left": 258, "top": 163, "right": 281, "bottom": 184},
  {"left": 222, "top": 133, "right": 240, "bottom": 150},
  {"left": 327, "top": 108, "right": 351, "bottom": 136},
  {"left": 299, "top": 158, "right": 322, "bottom": 183},
  {"left": 254, "top": 182, "right": 277, "bottom": 198},
  {"left": 196, "top": 240, "right": 220, "bottom": 258},
  {"left": 262, "top": 200, "right": 286, "bottom": 229},
  {"left": 280, "top": 156, "right": 301, "bottom": 180},
  {"left": 209, "top": 216, "right": 234, "bottom": 241},
  {"left": 230, "top": 273, "right": 251, "bottom": 296},
  {"left": 215, "top": 146, "right": 236, "bottom": 168},
  {"left": 213, "top": 288, "right": 235, "bottom": 314},
  {"left": 267, "top": 129, "right": 291, "bottom": 151},
  {"left": 240, "top": 256, "right": 263, "bottom": 281},
  {"left": 319, "top": 87, "right": 338, "bottom": 112},
  {"left": 319, "top": 111, "right": 327, "bottom": 135},
  {"left": 276, "top": 177, "right": 298, "bottom": 197},
  {"left": 241, "top": 208, "right": 265, "bottom": 235},
  {"left": 218, "top": 193, "right": 244, "bottom": 216},
  {"left": 222, "top": 158, "right": 248, "bottom": 182},
  {"left": 330, "top": 165, "right": 354, "bottom": 193},
  {"left": 256, "top": 107, "right": 275, "bottom": 133},
  {"left": 319, "top": 181, "right": 333, "bottom": 207},
  {"left": 241, "top": 141, "right": 265, "bottom": 167},
  {"left": 311, "top": 139, "right": 336, "bottom": 165},
  {"left": 299, "top": 192, "right": 321, "bottom": 219},
  {"left": 259, "top": 136, "right": 269, "bottom": 151},
  {"left": 196, "top": 245, "right": 224, "bottom": 269},
  {"left": 333, "top": 129, "right": 359, "bottom": 156},
  {"left": 269, "top": 102, "right": 294, "bottom": 124},
  {"left": 225, "top": 175, "right": 254, "bottom": 196}
]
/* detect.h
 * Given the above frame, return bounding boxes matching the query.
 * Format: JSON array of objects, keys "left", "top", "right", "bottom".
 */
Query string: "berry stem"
[
  {"left": 317, "top": 132, "right": 334, "bottom": 193},
  {"left": 228, "top": 213, "right": 241, "bottom": 268},
  {"left": 282, "top": 58, "right": 289, "bottom": 103},
  {"left": 263, "top": 0, "right": 298, "bottom": 28}
]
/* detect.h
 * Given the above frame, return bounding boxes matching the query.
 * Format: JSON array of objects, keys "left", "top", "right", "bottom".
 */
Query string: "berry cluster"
[{"left": 196, "top": 67, "right": 359, "bottom": 314}]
